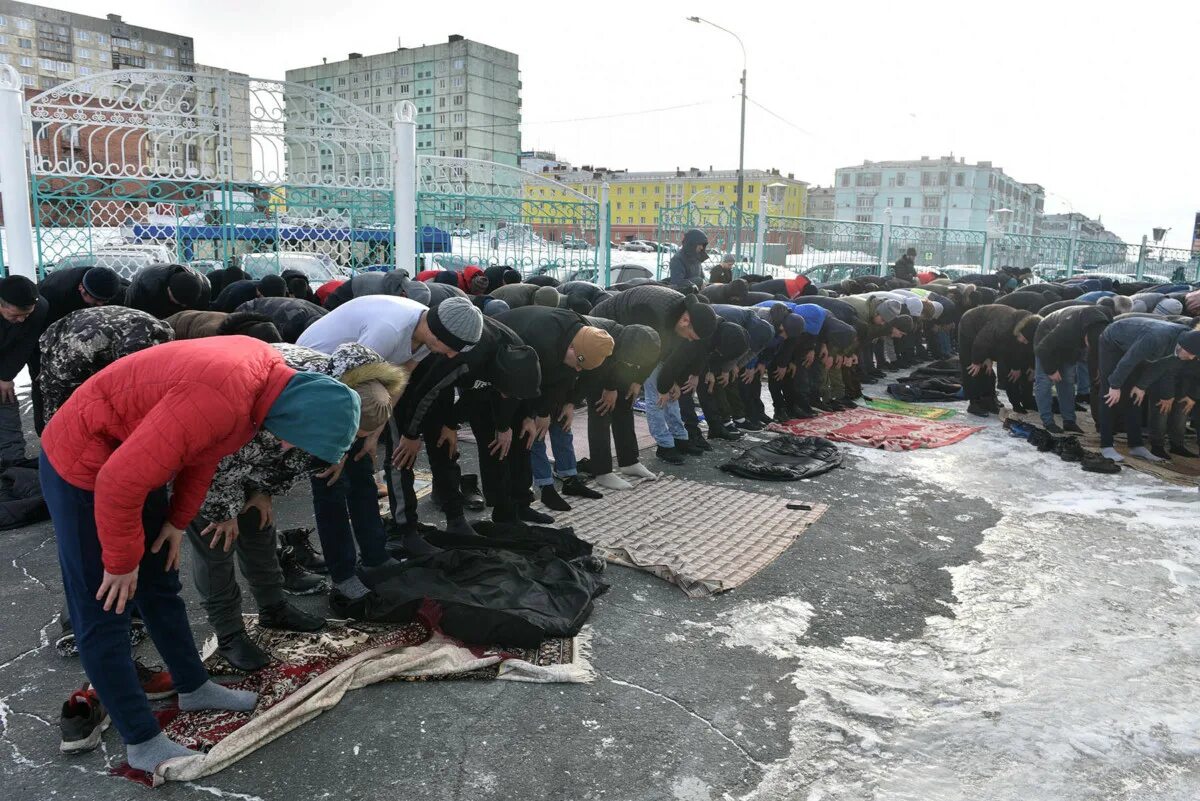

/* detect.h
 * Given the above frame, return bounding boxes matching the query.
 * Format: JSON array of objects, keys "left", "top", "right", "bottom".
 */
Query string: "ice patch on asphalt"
[
  {"left": 740, "top": 424, "right": 1200, "bottom": 801},
  {"left": 684, "top": 597, "right": 815, "bottom": 660}
]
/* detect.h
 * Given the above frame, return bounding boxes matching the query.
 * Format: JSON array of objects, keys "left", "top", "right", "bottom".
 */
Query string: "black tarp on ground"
[
  {"left": 887, "top": 377, "right": 963, "bottom": 402},
  {"left": 720, "top": 435, "right": 843, "bottom": 481},
  {"left": 0, "top": 458, "right": 48, "bottom": 531},
  {"left": 358, "top": 548, "right": 608, "bottom": 648}
]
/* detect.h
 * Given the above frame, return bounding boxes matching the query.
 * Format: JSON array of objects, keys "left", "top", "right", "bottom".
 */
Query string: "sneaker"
[
  {"left": 259, "top": 600, "right": 325, "bottom": 633},
  {"left": 459, "top": 474, "right": 486, "bottom": 512},
  {"left": 279, "top": 545, "right": 328, "bottom": 596},
  {"left": 134, "top": 660, "right": 176, "bottom": 700},
  {"left": 1056, "top": 437, "right": 1086, "bottom": 463},
  {"left": 561, "top": 475, "right": 603, "bottom": 500},
  {"left": 656, "top": 446, "right": 685, "bottom": 465},
  {"left": 1063, "top": 421, "right": 1084, "bottom": 434},
  {"left": 56, "top": 615, "right": 145, "bottom": 658},
  {"left": 707, "top": 423, "right": 742, "bottom": 441},
  {"left": 1044, "top": 422, "right": 1064, "bottom": 434},
  {"left": 60, "top": 687, "right": 109, "bottom": 754},
  {"left": 281, "top": 527, "right": 327, "bottom": 575},
  {"left": 1081, "top": 453, "right": 1121, "bottom": 474}
]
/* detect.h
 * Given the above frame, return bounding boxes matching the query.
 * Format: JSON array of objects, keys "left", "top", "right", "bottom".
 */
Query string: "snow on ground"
[{"left": 728, "top": 418, "right": 1200, "bottom": 801}]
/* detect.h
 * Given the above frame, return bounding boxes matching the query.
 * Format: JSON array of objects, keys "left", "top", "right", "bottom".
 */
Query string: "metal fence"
[{"left": 416, "top": 156, "right": 605, "bottom": 282}]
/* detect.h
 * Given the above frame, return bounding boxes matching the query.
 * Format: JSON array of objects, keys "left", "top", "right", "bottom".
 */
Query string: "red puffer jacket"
[
  {"left": 42, "top": 337, "right": 296, "bottom": 574},
  {"left": 416, "top": 265, "right": 486, "bottom": 294}
]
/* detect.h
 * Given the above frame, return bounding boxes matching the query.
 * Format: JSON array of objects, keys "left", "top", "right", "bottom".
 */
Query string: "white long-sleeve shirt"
[{"left": 297, "top": 295, "right": 430, "bottom": 366}]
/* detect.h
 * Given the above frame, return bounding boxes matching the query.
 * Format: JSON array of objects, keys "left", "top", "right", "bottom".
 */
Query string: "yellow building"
[{"left": 521, "top": 166, "right": 808, "bottom": 242}]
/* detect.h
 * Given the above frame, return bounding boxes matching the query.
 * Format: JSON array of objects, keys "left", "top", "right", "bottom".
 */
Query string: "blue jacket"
[
  {"left": 1076, "top": 290, "right": 1114, "bottom": 303},
  {"left": 753, "top": 300, "right": 826, "bottom": 335}
]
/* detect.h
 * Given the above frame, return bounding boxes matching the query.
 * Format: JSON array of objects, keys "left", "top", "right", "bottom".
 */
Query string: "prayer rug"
[
  {"left": 114, "top": 609, "right": 593, "bottom": 786},
  {"left": 549, "top": 476, "right": 826, "bottom": 598},
  {"left": 768, "top": 408, "right": 981, "bottom": 451},
  {"left": 863, "top": 396, "right": 958, "bottom": 420},
  {"left": 1000, "top": 408, "right": 1200, "bottom": 489}
]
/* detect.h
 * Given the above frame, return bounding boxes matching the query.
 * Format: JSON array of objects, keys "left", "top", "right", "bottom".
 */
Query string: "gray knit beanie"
[
  {"left": 1155, "top": 298, "right": 1183, "bottom": 317},
  {"left": 533, "top": 286, "right": 560, "bottom": 307},
  {"left": 427, "top": 296, "right": 483, "bottom": 352},
  {"left": 876, "top": 299, "right": 900, "bottom": 324}
]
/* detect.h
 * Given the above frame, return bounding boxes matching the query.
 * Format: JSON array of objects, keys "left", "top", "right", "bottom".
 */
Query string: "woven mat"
[
  {"left": 118, "top": 613, "right": 593, "bottom": 786},
  {"left": 548, "top": 476, "right": 826, "bottom": 598},
  {"left": 1001, "top": 408, "right": 1200, "bottom": 488},
  {"left": 458, "top": 407, "right": 658, "bottom": 460},
  {"left": 769, "top": 407, "right": 981, "bottom": 451},
  {"left": 863, "top": 395, "right": 958, "bottom": 420}
]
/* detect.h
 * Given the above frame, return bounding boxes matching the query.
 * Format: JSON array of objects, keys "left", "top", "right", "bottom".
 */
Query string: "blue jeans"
[
  {"left": 644, "top": 364, "right": 688, "bottom": 448},
  {"left": 531, "top": 421, "right": 578, "bottom": 487},
  {"left": 1075, "top": 362, "right": 1089, "bottom": 401},
  {"left": 309, "top": 437, "right": 389, "bottom": 583},
  {"left": 40, "top": 453, "right": 209, "bottom": 746},
  {"left": 1033, "top": 356, "right": 1077, "bottom": 426}
]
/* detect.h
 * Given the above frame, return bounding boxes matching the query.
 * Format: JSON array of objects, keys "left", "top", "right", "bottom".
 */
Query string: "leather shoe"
[
  {"left": 259, "top": 600, "right": 325, "bottom": 633},
  {"left": 217, "top": 631, "right": 271, "bottom": 672},
  {"left": 459, "top": 474, "right": 486, "bottom": 512}
]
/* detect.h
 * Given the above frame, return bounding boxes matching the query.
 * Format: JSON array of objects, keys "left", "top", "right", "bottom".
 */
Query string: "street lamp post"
[{"left": 687, "top": 16, "right": 747, "bottom": 258}]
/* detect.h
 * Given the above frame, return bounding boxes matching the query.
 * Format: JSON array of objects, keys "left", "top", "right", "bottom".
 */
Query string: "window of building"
[
  {"left": 452, "top": 76, "right": 463, "bottom": 88},
  {"left": 78, "top": 48, "right": 89, "bottom": 59},
  {"left": 857, "top": 195, "right": 873, "bottom": 208},
  {"left": 439, "top": 97, "right": 446, "bottom": 108},
  {"left": 147, "top": 44, "right": 157, "bottom": 55},
  {"left": 640, "top": 202, "right": 646, "bottom": 209},
  {"left": 854, "top": 173, "right": 881, "bottom": 187},
  {"left": 453, "top": 130, "right": 463, "bottom": 141},
  {"left": 164, "top": 46, "right": 175, "bottom": 57},
  {"left": 453, "top": 95, "right": 463, "bottom": 106},
  {"left": 375, "top": 88, "right": 380, "bottom": 97},
  {"left": 923, "top": 196, "right": 940, "bottom": 209},
  {"left": 18, "top": 37, "right": 30, "bottom": 49},
  {"left": 896, "top": 173, "right": 906, "bottom": 187},
  {"left": 22, "top": 74, "right": 34, "bottom": 86},
  {"left": 855, "top": 214, "right": 871, "bottom": 223},
  {"left": 840, "top": 174, "right": 850, "bottom": 187},
  {"left": 887, "top": 197, "right": 894, "bottom": 206},
  {"left": 96, "top": 33, "right": 107, "bottom": 45},
  {"left": 454, "top": 148, "right": 463, "bottom": 157},
  {"left": 0, "top": 16, "right": 6, "bottom": 27},
  {"left": 437, "top": 79, "right": 445, "bottom": 89},
  {"left": 352, "top": 91, "right": 358, "bottom": 99},
  {"left": 0, "top": 54, "right": 7, "bottom": 65},
  {"left": 901, "top": 216, "right": 910, "bottom": 225},
  {"left": 453, "top": 112, "right": 463, "bottom": 123},
  {"left": 399, "top": 84, "right": 409, "bottom": 93},
  {"left": 453, "top": 58, "right": 464, "bottom": 70},
  {"left": 955, "top": 172, "right": 965, "bottom": 186},
  {"left": 903, "top": 197, "right": 912, "bottom": 208},
  {"left": 17, "top": 18, "right": 31, "bottom": 30},
  {"left": 439, "top": 113, "right": 446, "bottom": 124},
  {"left": 386, "top": 86, "right": 392, "bottom": 95},
  {"left": 616, "top": 202, "right": 621, "bottom": 210},
  {"left": 337, "top": 77, "right": 346, "bottom": 86},
  {"left": 641, "top": 217, "right": 646, "bottom": 224}
]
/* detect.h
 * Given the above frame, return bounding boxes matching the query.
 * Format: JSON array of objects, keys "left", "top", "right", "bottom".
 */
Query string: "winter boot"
[
  {"left": 459, "top": 474, "right": 486, "bottom": 512},
  {"left": 281, "top": 527, "right": 327, "bottom": 575}
]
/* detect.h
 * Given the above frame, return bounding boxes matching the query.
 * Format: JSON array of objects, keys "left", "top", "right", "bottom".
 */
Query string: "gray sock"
[
  {"left": 178, "top": 680, "right": 258, "bottom": 713},
  {"left": 1129, "top": 446, "right": 1164, "bottom": 463},
  {"left": 1100, "top": 447, "right": 1124, "bottom": 462},
  {"left": 126, "top": 733, "right": 197, "bottom": 773},
  {"left": 335, "top": 575, "right": 371, "bottom": 600}
]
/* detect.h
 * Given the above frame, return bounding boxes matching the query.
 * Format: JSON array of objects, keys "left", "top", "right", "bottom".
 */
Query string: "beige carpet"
[{"left": 550, "top": 476, "right": 827, "bottom": 598}]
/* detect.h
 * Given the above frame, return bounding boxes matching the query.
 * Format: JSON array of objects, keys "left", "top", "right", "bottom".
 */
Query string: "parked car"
[
  {"left": 561, "top": 235, "right": 591, "bottom": 250},
  {"left": 564, "top": 264, "right": 655, "bottom": 285},
  {"left": 450, "top": 227, "right": 472, "bottom": 237},
  {"left": 49, "top": 251, "right": 161, "bottom": 280},
  {"left": 619, "top": 241, "right": 655, "bottom": 253},
  {"left": 106, "top": 243, "right": 175, "bottom": 264},
  {"left": 239, "top": 252, "right": 347, "bottom": 289},
  {"left": 799, "top": 261, "right": 881, "bottom": 284}
]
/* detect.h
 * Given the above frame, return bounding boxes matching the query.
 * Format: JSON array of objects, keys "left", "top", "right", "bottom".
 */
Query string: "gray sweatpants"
[
  {"left": 186, "top": 510, "right": 285, "bottom": 641},
  {"left": 0, "top": 398, "right": 26, "bottom": 462}
]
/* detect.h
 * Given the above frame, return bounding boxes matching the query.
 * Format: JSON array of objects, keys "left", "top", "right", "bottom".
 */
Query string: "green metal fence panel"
[
  {"left": 985, "top": 232, "right": 1074, "bottom": 278},
  {"left": 1071, "top": 239, "right": 1141, "bottom": 280},
  {"left": 1142, "top": 244, "right": 1200, "bottom": 283},
  {"left": 0, "top": 230, "right": 5, "bottom": 277},
  {"left": 416, "top": 156, "right": 602, "bottom": 282},
  {"left": 886, "top": 223, "right": 986, "bottom": 272}
]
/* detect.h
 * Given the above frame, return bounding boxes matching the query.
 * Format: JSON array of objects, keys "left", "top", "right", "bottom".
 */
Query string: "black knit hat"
[
  {"left": 0, "top": 275, "right": 37, "bottom": 308},
  {"left": 615, "top": 323, "right": 661, "bottom": 369},
  {"left": 684, "top": 294, "right": 717, "bottom": 339},
  {"left": 258, "top": 274, "right": 288, "bottom": 298},
  {"left": 892, "top": 315, "right": 914, "bottom": 334},
  {"left": 713, "top": 321, "right": 750, "bottom": 363},
  {"left": 167, "top": 267, "right": 205, "bottom": 308},
  {"left": 81, "top": 266, "right": 121, "bottom": 301}
]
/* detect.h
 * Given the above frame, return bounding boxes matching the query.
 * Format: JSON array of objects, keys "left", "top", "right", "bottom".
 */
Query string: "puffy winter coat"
[
  {"left": 41, "top": 337, "right": 296, "bottom": 574},
  {"left": 958, "top": 305, "right": 1038, "bottom": 367},
  {"left": 416, "top": 265, "right": 487, "bottom": 294},
  {"left": 211, "top": 279, "right": 262, "bottom": 313},
  {"left": 495, "top": 306, "right": 588, "bottom": 417},
  {"left": 559, "top": 281, "right": 612, "bottom": 308},
  {"left": 1033, "top": 305, "right": 1112, "bottom": 377},
  {"left": 325, "top": 270, "right": 431, "bottom": 311},
  {"left": 666, "top": 229, "right": 708, "bottom": 291},
  {"left": 124, "top": 264, "right": 211, "bottom": 320},
  {"left": 998, "top": 291, "right": 1056, "bottom": 314},
  {"left": 701, "top": 280, "right": 750, "bottom": 305},
  {"left": 236, "top": 296, "right": 328, "bottom": 343}
]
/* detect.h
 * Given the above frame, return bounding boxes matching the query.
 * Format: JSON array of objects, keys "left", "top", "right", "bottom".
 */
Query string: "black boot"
[
  {"left": 1150, "top": 444, "right": 1172, "bottom": 461},
  {"left": 540, "top": 485, "right": 572, "bottom": 512},
  {"left": 676, "top": 437, "right": 704, "bottom": 455},
  {"left": 518, "top": 505, "right": 555, "bottom": 524},
  {"left": 385, "top": 523, "right": 442, "bottom": 558},
  {"left": 217, "top": 631, "right": 272, "bottom": 672},
  {"left": 1063, "top": 420, "right": 1084, "bottom": 434},
  {"left": 443, "top": 516, "right": 478, "bottom": 537},
  {"left": 459, "top": 474, "right": 486, "bottom": 512},
  {"left": 810, "top": 398, "right": 834, "bottom": 413},
  {"left": 259, "top": 600, "right": 325, "bottom": 633},
  {"left": 656, "top": 445, "right": 685, "bottom": 465},
  {"left": 278, "top": 545, "right": 328, "bottom": 596},
  {"left": 561, "top": 475, "right": 603, "bottom": 499},
  {"left": 684, "top": 425, "right": 713, "bottom": 451},
  {"left": 967, "top": 400, "right": 991, "bottom": 418},
  {"left": 1170, "top": 443, "right": 1200, "bottom": 458},
  {"left": 281, "top": 527, "right": 326, "bottom": 574}
]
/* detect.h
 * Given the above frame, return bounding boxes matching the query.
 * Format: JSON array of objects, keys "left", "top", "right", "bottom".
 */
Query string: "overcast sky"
[{"left": 51, "top": 0, "right": 1200, "bottom": 247}]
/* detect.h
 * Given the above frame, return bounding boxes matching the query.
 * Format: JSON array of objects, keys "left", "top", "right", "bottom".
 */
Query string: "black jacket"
[
  {"left": 0, "top": 296, "right": 48, "bottom": 382},
  {"left": 666, "top": 229, "right": 708, "bottom": 291},
  {"left": 892, "top": 253, "right": 916, "bottom": 282},
  {"left": 958, "top": 305, "right": 1037, "bottom": 367},
  {"left": 590, "top": 284, "right": 697, "bottom": 389},
  {"left": 708, "top": 264, "right": 734, "bottom": 285},
  {"left": 494, "top": 306, "right": 586, "bottom": 417},
  {"left": 236, "top": 297, "right": 327, "bottom": 344},
  {"left": 1034, "top": 305, "right": 1111, "bottom": 377},
  {"left": 38, "top": 266, "right": 95, "bottom": 325},
  {"left": 701, "top": 281, "right": 749, "bottom": 305},
  {"left": 212, "top": 279, "right": 261, "bottom": 313},
  {"left": 576, "top": 315, "right": 658, "bottom": 395},
  {"left": 124, "top": 264, "right": 210, "bottom": 320},
  {"left": 325, "top": 270, "right": 427, "bottom": 311}
]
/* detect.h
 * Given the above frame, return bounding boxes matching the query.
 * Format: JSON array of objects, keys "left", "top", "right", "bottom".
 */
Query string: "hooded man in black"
[
  {"left": 667, "top": 229, "right": 709, "bottom": 292},
  {"left": 892, "top": 248, "right": 917, "bottom": 282},
  {"left": 124, "top": 263, "right": 211, "bottom": 319},
  {"left": 486, "top": 307, "right": 613, "bottom": 522}
]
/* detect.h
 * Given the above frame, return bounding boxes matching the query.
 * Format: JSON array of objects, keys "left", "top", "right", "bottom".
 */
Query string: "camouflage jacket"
[
  {"left": 199, "top": 342, "right": 383, "bottom": 522},
  {"left": 38, "top": 306, "right": 175, "bottom": 424}
]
